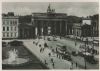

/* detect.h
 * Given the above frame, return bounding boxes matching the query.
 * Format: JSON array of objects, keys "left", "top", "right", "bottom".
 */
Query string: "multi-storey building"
[
  {"left": 81, "top": 18, "right": 92, "bottom": 37},
  {"left": 73, "top": 23, "right": 82, "bottom": 38},
  {"left": 73, "top": 18, "right": 92, "bottom": 38},
  {"left": 91, "top": 18, "right": 99, "bottom": 37},
  {"left": 2, "top": 12, "right": 19, "bottom": 39}
]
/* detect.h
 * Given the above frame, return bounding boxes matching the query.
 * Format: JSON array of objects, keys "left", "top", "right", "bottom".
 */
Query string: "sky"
[{"left": 2, "top": 2, "right": 99, "bottom": 17}]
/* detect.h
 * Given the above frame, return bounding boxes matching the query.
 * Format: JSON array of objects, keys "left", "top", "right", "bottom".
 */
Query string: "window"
[
  {"left": 15, "top": 27, "right": 16, "bottom": 31},
  {"left": 3, "top": 27, "right": 5, "bottom": 31},
  {"left": 15, "top": 33, "right": 16, "bottom": 37},
  {"left": 11, "top": 33, "right": 13, "bottom": 37},
  {"left": 3, "top": 33, "right": 5, "bottom": 37},
  {"left": 7, "top": 27, "right": 9, "bottom": 31},
  {"left": 7, "top": 21, "right": 9, "bottom": 25},
  {"left": 7, "top": 33, "right": 9, "bottom": 37},
  {"left": 3, "top": 21, "right": 5, "bottom": 25},
  {"left": 10, "top": 21, "right": 13, "bottom": 25},
  {"left": 4, "top": 21, "right": 6, "bottom": 25},
  {"left": 15, "top": 21, "right": 17, "bottom": 25},
  {"left": 13, "top": 21, "right": 15, "bottom": 25},
  {"left": 11, "top": 27, "right": 13, "bottom": 31}
]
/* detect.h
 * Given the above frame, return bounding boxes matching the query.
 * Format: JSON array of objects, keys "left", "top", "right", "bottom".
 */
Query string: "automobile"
[
  {"left": 44, "top": 42, "right": 48, "bottom": 47},
  {"left": 85, "top": 55, "right": 98, "bottom": 64},
  {"left": 47, "top": 38, "right": 51, "bottom": 41},
  {"left": 78, "top": 51, "right": 91, "bottom": 57},
  {"left": 33, "top": 41, "right": 35, "bottom": 44},
  {"left": 93, "top": 40, "right": 99, "bottom": 46},
  {"left": 66, "top": 35, "right": 70, "bottom": 38},
  {"left": 78, "top": 51, "right": 98, "bottom": 64},
  {"left": 53, "top": 38, "right": 57, "bottom": 41},
  {"left": 38, "top": 36, "right": 42, "bottom": 39},
  {"left": 63, "top": 54, "right": 72, "bottom": 61},
  {"left": 72, "top": 51, "right": 78, "bottom": 56}
]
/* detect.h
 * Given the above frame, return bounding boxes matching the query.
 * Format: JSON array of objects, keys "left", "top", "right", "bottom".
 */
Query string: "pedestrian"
[
  {"left": 59, "top": 54, "right": 60, "bottom": 59},
  {"left": 39, "top": 44, "right": 41, "bottom": 47},
  {"left": 70, "top": 65, "right": 72, "bottom": 69},
  {"left": 40, "top": 48, "right": 42, "bottom": 53},
  {"left": 42, "top": 48, "right": 44, "bottom": 52},
  {"left": 44, "top": 60, "right": 47, "bottom": 65},
  {"left": 57, "top": 54, "right": 59, "bottom": 58},
  {"left": 48, "top": 53, "right": 51, "bottom": 57},
  {"left": 52, "top": 62, "right": 55, "bottom": 68},
  {"left": 36, "top": 42, "right": 38, "bottom": 46},
  {"left": 71, "top": 62, "right": 73, "bottom": 68},
  {"left": 51, "top": 58, "right": 54, "bottom": 63},
  {"left": 52, "top": 49, "right": 54, "bottom": 52},
  {"left": 79, "top": 45, "right": 81, "bottom": 48},
  {"left": 62, "top": 55, "right": 64, "bottom": 59},
  {"left": 51, "top": 46, "right": 52, "bottom": 49},
  {"left": 33, "top": 41, "right": 35, "bottom": 44},
  {"left": 75, "top": 42, "right": 77, "bottom": 46},
  {"left": 60, "top": 36, "right": 61, "bottom": 39},
  {"left": 56, "top": 47, "right": 57, "bottom": 52},
  {"left": 76, "top": 62, "right": 77, "bottom": 68}
]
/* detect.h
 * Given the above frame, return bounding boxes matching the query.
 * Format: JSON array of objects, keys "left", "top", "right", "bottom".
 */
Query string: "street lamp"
[
  {"left": 92, "top": 26, "right": 94, "bottom": 56},
  {"left": 84, "top": 37, "right": 88, "bottom": 69}
]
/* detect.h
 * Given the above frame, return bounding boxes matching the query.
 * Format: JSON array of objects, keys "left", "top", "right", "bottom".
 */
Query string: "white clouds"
[{"left": 2, "top": 2, "right": 99, "bottom": 17}]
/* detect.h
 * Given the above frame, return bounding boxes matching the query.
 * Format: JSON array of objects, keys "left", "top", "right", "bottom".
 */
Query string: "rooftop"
[{"left": 2, "top": 12, "right": 19, "bottom": 19}]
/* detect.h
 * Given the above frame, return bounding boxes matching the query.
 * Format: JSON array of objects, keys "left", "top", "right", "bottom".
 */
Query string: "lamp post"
[
  {"left": 92, "top": 26, "right": 94, "bottom": 55},
  {"left": 84, "top": 37, "right": 88, "bottom": 69}
]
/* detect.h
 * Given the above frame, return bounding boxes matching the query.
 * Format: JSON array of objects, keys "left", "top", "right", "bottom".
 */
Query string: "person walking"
[
  {"left": 56, "top": 47, "right": 57, "bottom": 52},
  {"left": 75, "top": 42, "right": 77, "bottom": 46},
  {"left": 36, "top": 42, "right": 38, "bottom": 46},
  {"left": 52, "top": 62, "right": 55, "bottom": 68},
  {"left": 59, "top": 54, "right": 60, "bottom": 59},
  {"left": 52, "top": 49, "right": 54, "bottom": 52},
  {"left": 51, "top": 46, "right": 52, "bottom": 49},
  {"left": 70, "top": 65, "right": 73, "bottom": 69},
  {"left": 71, "top": 62, "right": 73, "bottom": 69},
  {"left": 42, "top": 48, "right": 44, "bottom": 52},
  {"left": 39, "top": 44, "right": 41, "bottom": 47},
  {"left": 40, "top": 48, "right": 42, "bottom": 53},
  {"left": 76, "top": 62, "right": 77, "bottom": 68},
  {"left": 62, "top": 55, "right": 64, "bottom": 59},
  {"left": 51, "top": 58, "right": 54, "bottom": 63},
  {"left": 57, "top": 53, "right": 59, "bottom": 58},
  {"left": 44, "top": 60, "right": 47, "bottom": 65},
  {"left": 48, "top": 53, "right": 51, "bottom": 57}
]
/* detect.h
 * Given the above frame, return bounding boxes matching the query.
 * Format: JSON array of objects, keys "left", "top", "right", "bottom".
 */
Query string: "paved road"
[
  {"left": 23, "top": 39, "right": 78, "bottom": 69},
  {"left": 45, "top": 36, "right": 99, "bottom": 69}
]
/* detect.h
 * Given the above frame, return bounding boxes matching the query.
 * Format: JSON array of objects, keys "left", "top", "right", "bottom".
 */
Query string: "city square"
[{"left": 2, "top": 2, "right": 99, "bottom": 70}]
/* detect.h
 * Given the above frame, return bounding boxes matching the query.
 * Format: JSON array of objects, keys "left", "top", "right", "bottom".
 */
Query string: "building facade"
[
  {"left": 32, "top": 4, "right": 68, "bottom": 37},
  {"left": 2, "top": 12, "right": 19, "bottom": 39},
  {"left": 73, "top": 23, "right": 82, "bottom": 38},
  {"left": 81, "top": 18, "right": 92, "bottom": 37},
  {"left": 91, "top": 19, "right": 99, "bottom": 37},
  {"left": 18, "top": 23, "right": 35, "bottom": 39}
]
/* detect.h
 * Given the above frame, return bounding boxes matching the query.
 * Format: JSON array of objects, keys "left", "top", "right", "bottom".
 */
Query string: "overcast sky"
[{"left": 2, "top": 2, "right": 99, "bottom": 17}]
